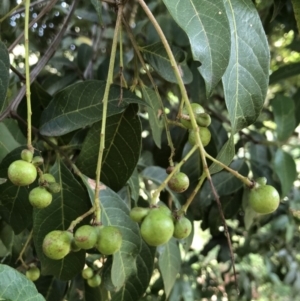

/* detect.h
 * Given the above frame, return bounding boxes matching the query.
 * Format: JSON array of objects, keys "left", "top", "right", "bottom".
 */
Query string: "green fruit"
[
  {"left": 196, "top": 113, "right": 211, "bottom": 127},
  {"left": 130, "top": 207, "right": 150, "bottom": 223},
  {"left": 74, "top": 225, "right": 98, "bottom": 249},
  {"left": 42, "top": 230, "right": 73, "bottom": 260},
  {"left": 168, "top": 172, "right": 189, "bottom": 193},
  {"left": 173, "top": 216, "right": 192, "bottom": 239},
  {"left": 29, "top": 187, "right": 52, "bottom": 209},
  {"left": 157, "top": 205, "right": 173, "bottom": 218},
  {"left": 47, "top": 182, "right": 61, "bottom": 194},
  {"left": 71, "top": 239, "right": 81, "bottom": 252},
  {"left": 82, "top": 267, "right": 94, "bottom": 279},
  {"left": 248, "top": 184, "right": 280, "bottom": 214},
  {"left": 21, "top": 149, "right": 33, "bottom": 162},
  {"left": 8, "top": 160, "right": 37, "bottom": 186},
  {"left": 140, "top": 208, "right": 174, "bottom": 246},
  {"left": 39, "top": 173, "right": 56, "bottom": 184},
  {"left": 87, "top": 274, "right": 102, "bottom": 287},
  {"left": 256, "top": 177, "right": 267, "bottom": 186},
  {"left": 95, "top": 226, "right": 122, "bottom": 255},
  {"left": 32, "top": 156, "right": 44, "bottom": 167},
  {"left": 188, "top": 127, "right": 211, "bottom": 147},
  {"left": 180, "top": 103, "right": 205, "bottom": 129},
  {"left": 26, "top": 266, "right": 40, "bottom": 281},
  {"left": 43, "top": 137, "right": 58, "bottom": 150}
]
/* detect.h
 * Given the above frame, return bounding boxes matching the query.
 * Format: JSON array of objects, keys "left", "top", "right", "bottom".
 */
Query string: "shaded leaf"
[
  {"left": 271, "top": 95, "right": 296, "bottom": 141},
  {"left": 90, "top": 0, "right": 103, "bottom": 26},
  {"left": 269, "top": 62, "right": 300, "bottom": 85},
  {"left": 81, "top": 175, "right": 142, "bottom": 289},
  {"left": 274, "top": 149, "right": 297, "bottom": 197},
  {"left": 77, "top": 43, "right": 93, "bottom": 72},
  {"left": 33, "top": 160, "right": 90, "bottom": 280},
  {"left": 162, "top": 0, "right": 230, "bottom": 96},
  {"left": 222, "top": 0, "right": 270, "bottom": 132},
  {"left": 141, "top": 85, "right": 164, "bottom": 148},
  {"left": 0, "top": 146, "right": 35, "bottom": 234},
  {"left": 0, "top": 264, "right": 45, "bottom": 301},
  {"left": 39, "top": 80, "right": 146, "bottom": 136},
  {"left": 158, "top": 238, "right": 181, "bottom": 297},
  {"left": 141, "top": 42, "right": 193, "bottom": 84},
  {"left": 0, "top": 41, "right": 10, "bottom": 113},
  {"left": 35, "top": 276, "right": 67, "bottom": 301},
  {"left": 76, "top": 105, "right": 142, "bottom": 192}
]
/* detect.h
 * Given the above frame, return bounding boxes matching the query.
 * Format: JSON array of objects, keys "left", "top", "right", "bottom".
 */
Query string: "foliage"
[{"left": 0, "top": 0, "right": 300, "bottom": 300}]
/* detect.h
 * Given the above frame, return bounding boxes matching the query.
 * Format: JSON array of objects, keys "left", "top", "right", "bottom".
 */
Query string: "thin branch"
[{"left": 11, "top": 0, "right": 51, "bottom": 16}]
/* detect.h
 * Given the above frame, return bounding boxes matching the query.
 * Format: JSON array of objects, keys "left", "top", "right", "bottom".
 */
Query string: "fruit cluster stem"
[
  {"left": 24, "top": 0, "right": 33, "bottom": 152},
  {"left": 67, "top": 207, "right": 95, "bottom": 232},
  {"left": 93, "top": 4, "right": 123, "bottom": 223},
  {"left": 16, "top": 229, "right": 33, "bottom": 269}
]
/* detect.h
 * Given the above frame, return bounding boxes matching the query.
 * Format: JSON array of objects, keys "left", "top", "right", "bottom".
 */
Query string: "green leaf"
[
  {"left": 33, "top": 160, "right": 90, "bottom": 280},
  {"left": 90, "top": 0, "right": 103, "bottom": 26},
  {"left": 292, "top": 0, "right": 300, "bottom": 34},
  {"left": 271, "top": 95, "right": 296, "bottom": 141},
  {"left": 0, "top": 120, "right": 24, "bottom": 162},
  {"left": 0, "top": 41, "right": 10, "bottom": 114},
  {"left": 222, "top": 0, "right": 270, "bottom": 132},
  {"left": 35, "top": 276, "right": 67, "bottom": 301},
  {"left": 111, "top": 240, "right": 155, "bottom": 301},
  {"left": 0, "top": 146, "right": 35, "bottom": 234},
  {"left": 39, "top": 80, "right": 146, "bottom": 136},
  {"left": 141, "top": 85, "right": 164, "bottom": 148},
  {"left": 0, "top": 264, "right": 45, "bottom": 301},
  {"left": 209, "top": 135, "right": 235, "bottom": 174},
  {"left": 141, "top": 42, "right": 193, "bottom": 84},
  {"left": 127, "top": 168, "right": 140, "bottom": 204},
  {"left": 293, "top": 88, "right": 300, "bottom": 126},
  {"left": 158, "top": 238, "right": 181, "bottom": 297},
  {"left": 80, "top": 175, "right": 142, "bottom": 289},
  {"left": 269, "top": 62, "right": 300, "bottom": 85},
  {"left": 76, "top": 105, "right": 142, "bottom": 191},
  {"left": 77, "top": 43, "right": 93, "bottom": 72},
  {"left": 274, "top": 149, "right": 297, "bottom": 197},
  {"left": 162, "top": 0, "right": 230, "bottom": 96}
]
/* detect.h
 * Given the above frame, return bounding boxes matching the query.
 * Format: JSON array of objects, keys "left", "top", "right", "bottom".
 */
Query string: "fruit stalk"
[
  {"left": 24, "top": 0, "right": 33, "bottom": 152},
  {"left": 16, "top": 230, "right": 33, "bottom": 269},
  {"left": 93, "top": 4, "right": 123, "bottom": 223}
]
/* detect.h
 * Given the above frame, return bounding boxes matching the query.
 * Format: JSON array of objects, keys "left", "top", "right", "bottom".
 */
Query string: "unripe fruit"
[
  {"left": 42, "top": 230, "right": 73, "bottom": 260},
  {"left": 130, "top": 207, "right": 150, "bottom": 223},
  {"left": 87, "top": 275, "right": 101, "bottom": 287},
  {"left": 47, "top": 182, "right": 61, "bottom": 194},
  {"left": 166, "top": 166, "right": 175, "bottom": 174},
  {"left": 168, "top": 172, "right": 189, "bottom": 193},
  {"left": 196, "top": 113, "right": 211, "bottom": 127},
  {"left": 95, "top": 226, "right": 122, "bottom": 255},
  {"left": 74, "top": 225, "right": 98, "bottom": 250},
  {"left": 8, "top": 160, "right": 37, "bottom": 186},
  {"left": 39, "top": 173, "right": 56, "bottom": 184},
  {"left": 82, "top": 267, "right": 94, "bottom": 279},
  {"left": 157, "top": 205, "right": 173, "bottom": 218},
  {"left": 71, "top": 239, "right": 81, "bottom": 252},
  {"left": 248, "top": 184, "right": 280, "bottom": 214},
  {"left": 21, "top": 149, "right": 33, "bottom": 163},
  {"left": 32, "top": 156, "right": 44, "bottom": 167},
  {"left": 26, "top": 266, "right": 40, "bottom": 281},
  {"left": 29, "top": 187, "right": 52, "bottom": 209},
  {"left": 188, "top": 127, "right": 211, "bottom": 147},
  {"left": 180, "top": 103, "right": 205, "bottom": 129},
  {"left": 256, "top": 177, "right": 267, "bottom": 186},
  {"left": 173, "top": 216, "right": 192, "bottom": 239},
  {"left": 140, "top": 208, "right": 174, "bottom": 246}
]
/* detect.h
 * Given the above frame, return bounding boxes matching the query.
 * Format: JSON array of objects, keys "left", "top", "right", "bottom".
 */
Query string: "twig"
[
  {"left": 0, "top": 0, "right": 25, "bottom": 23},
  {"left": 10, "top": 0, "right": 51, "bottom": 16},
  {"left": 16, "top": 230, "right": 33, "bottom": 269}
]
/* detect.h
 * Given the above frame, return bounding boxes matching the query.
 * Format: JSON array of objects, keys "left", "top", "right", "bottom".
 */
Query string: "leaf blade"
[{"left": 0, "top": 41, "right": 10, "bottom": 113}]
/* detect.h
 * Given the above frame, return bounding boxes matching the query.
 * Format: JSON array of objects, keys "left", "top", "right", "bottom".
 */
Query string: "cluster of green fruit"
[
  {"left": 180, "top": 103, "right": 212, "bottom": 147},
  {"left": 7, "top": 149, "right": 61, "bottom": 209},
  {"left": 130, "top": 205, "right": 192, "bottom": 246},
  {"left": 248, "top": 177, "right": 280, "bottom": 215},
  {"left": 82, "top": 267, "right": 102, "bottom": 287},
  {"left": 42, "top": 224, "right": 122, "bottom": 260}
]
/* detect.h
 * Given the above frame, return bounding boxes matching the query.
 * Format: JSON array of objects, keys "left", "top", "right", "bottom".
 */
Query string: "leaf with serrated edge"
[
  {"left": 76, "top": 105, "right": 142, "bottom": 191},
  {"left": 33, "top": 160, "right": 90, "bottom": 280},
  {"left": 39, "top": 80, "right": 146, "bottom": 136},
  {"left": 0, "top": 146, "right": 35, "bottom": 234},
  {"left": 222, "top": 0, "right": 269, "bottom": 132},
  {"left": 141, "top": 85, "right": 164, "bottom": 148},
  {"left": 162, "top": 0, "right": 230, "bottom": 96},
  {"left": 0, "top": 41, "right": 10, "bottom": 113},
  {"left": 158, "top": 238, "right": 181, "bottom": 297},
  {"left": 141, "top": 42, "right": 193, "bottom": 84},
  {"left": 274, "top": 149, "right": 297, "bottom": 197},
  {"left": 81, "top": 175, "right": 142, "bottom": 289},
  {"left": 271, "top": 95, "right": 296, "bottom": 142},
  {"left": 0, "top": 264, "right": 45, "bottom": 301}
]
